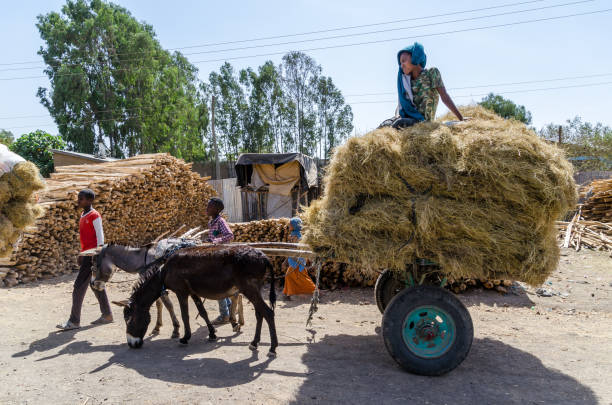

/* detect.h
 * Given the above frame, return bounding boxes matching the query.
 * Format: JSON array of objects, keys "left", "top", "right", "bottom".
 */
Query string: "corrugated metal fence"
[
  {"left": 574, "top": 171, "right": 612, "bottom": 185},
  {"left": 207, "top": 178, "right": 243, "bottom": 223}
]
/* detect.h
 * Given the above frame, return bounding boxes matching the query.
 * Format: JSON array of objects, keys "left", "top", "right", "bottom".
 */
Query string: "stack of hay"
[
  {"left": 581, "top": 178, "right": 612, "bottom": 222},
  {"left": 1, "top": 146, "right": 46, "bottom": 285},
  {"left": 303, "top": 106, "right": 577, "bottom": 286},
  {"left": 229, "top": 218, "right": 504, "bottom": 291},
  {"left": 2, "top": 154, "right": 216, "bottom": 287}
]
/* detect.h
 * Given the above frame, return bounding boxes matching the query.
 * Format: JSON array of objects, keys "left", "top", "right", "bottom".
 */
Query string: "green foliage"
[
  {"left": 314, "top": 76, "right": 354, "bottom": 159},
  {"left": 539, "top": 117, "right": 612, "bottom": 171},
  {"left": 479, "top": 93, "right": 532, "bottom": 125},
  {"left": 9, "top": 130, "right": 66, "bottom": 177},
  {"left": 0, "top": 129, "right": 14, "bottom": 146},
  {"left": 36, "top": 1, "right": 352, "bottom": 163},
  {"left": 36, "top": 0, "right": 208, "bottom": 161},
  {"left": 205, "top": 54, "right": 353, "bottom": 160},
  {"left": 281, "top": 52, "right": 321, "bottom": 154}
]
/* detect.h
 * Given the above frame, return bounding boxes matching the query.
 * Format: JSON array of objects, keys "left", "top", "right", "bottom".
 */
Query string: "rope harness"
[{"left": 306, "top": 258, "right": 324, "bottom": 327}]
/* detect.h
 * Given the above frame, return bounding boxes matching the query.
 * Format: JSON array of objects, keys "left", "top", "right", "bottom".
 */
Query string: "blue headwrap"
[
  {"left": 290, "top": 217, "right": 302, "bottom": 239},
  {"left": 288, "top": 217, "right": 306, "bottom": 271},
  {"left": 396, "top": 42, "right": 426, "bottom": 122}
]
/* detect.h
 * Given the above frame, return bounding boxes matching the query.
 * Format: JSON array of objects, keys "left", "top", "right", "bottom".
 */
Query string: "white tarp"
[
  {"left": 266, "top": 193, "right": 293, "bottom": 219},
  {"left": 0, "top": 144, "right": 25, "bottom": 176}
]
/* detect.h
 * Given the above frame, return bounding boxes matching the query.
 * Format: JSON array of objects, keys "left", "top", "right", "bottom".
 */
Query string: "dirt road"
[{"left": 1, "top": 248, "right": 610, "bottom": 404}]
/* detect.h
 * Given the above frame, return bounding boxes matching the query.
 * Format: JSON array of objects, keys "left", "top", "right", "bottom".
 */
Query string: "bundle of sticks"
[
  {"left": 1, "top": 154, "right": 216, "bottom": 287},
  {"left": 556, "top": 216, "right": 612, "bottom": 252}
]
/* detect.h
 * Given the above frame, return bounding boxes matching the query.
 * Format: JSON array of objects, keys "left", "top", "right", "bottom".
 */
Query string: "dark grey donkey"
[
  {"left": 89, "top": 244, "right": 181, "bottom": 338},
  {"left": 89, "top": 243, "right": 246, "bottom": 336}
]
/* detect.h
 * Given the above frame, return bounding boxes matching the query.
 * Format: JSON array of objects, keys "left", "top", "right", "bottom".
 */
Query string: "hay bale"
[
  {"left": 303, "top": 106, "right": 576, "bottom": 286},
  {"left": 3, "top": 200, "right": 45, "bottom": 229},
  {"left": 0, "top": 215, "right": 15, "bottom": 241},
  {"left": 0, "top": 177, "right": 10, "bottom": 207},
  {"left": 0, "top": 215, "right": 18, "bottom": 258},
  {"left": 5, "top": 162, "right": 45, "bottom": 200}
]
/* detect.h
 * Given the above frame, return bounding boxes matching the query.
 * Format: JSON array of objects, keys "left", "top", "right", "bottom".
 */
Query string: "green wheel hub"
[{"left": 403, "top": 305, "right": 456, "bottom": 359}]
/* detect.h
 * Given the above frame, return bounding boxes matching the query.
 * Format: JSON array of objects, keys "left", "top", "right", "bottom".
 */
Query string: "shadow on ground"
[
  {"left": 17, "top": 325, "right": 596, "bottom": 404},
  {"left": 459, "top": 286, "right": 534, "bottom": 309},
  {"left": 288, "top": 333, "right": 596, "bottom": 405},
  {"left": 12, "top": 325, "right": 96, "bottom": 358},
  {"left": 16, "top": 327, "right": 306, "bottom": 389}
]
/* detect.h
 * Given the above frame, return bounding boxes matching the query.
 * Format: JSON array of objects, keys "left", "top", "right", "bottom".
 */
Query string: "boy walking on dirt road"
[{"left": 56, "top": 189, "right": 112, "bottom": 330}]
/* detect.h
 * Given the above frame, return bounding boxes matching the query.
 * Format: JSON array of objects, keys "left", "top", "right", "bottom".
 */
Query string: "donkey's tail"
[{"left": 267, "top": 259, "right": 277, "bottom": 310}]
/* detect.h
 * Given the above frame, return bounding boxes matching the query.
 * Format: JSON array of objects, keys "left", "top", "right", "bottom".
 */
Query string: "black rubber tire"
[
  {"left": 374, "top": 270, "right": 404, "bottom": 314},
  {"left": 382, "top": 285, "right": 473, "bottom": 376}
]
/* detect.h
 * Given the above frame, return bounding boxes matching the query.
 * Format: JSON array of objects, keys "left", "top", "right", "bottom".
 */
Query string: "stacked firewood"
[
  {"left": 1, "top": 154, "right": 216, "bottom": 287},
  {"left": 231, "top": 219, "right": 291, "bottom": 243},
  {"left": 229, "top": 218, "right": 511, "bottom": 292},
  {"left": 448, "top": 277, "right": 514, "bottom": 294},
  {"left": 581, "top": 178, "right": 612, "bottom": 222}
]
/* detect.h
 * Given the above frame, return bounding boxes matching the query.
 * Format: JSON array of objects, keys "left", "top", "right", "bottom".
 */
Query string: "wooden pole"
[
  {"left": 211, "top": 95, "right": 220, "bottom": 180},
  {"left": 558, "top": 125, "right": 563, "bottom": 144}
]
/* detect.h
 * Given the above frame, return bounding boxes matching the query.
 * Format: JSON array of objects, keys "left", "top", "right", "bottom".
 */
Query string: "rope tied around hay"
[{"left": 306, "top": 258, "right": 324, "bottom": 327}]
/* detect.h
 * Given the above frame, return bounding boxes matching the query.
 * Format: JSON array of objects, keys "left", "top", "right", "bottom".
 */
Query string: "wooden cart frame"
[{"left": 251, "top": 242, "right": 474, "bottom": 377}]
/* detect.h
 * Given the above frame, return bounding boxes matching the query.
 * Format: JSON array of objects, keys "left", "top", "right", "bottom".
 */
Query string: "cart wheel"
[
  {"left": 382, "top": 285, "right": 473, "bottom": 376},
  {"left": 374, "top": 270, "right": 404, "bottom": 314}
]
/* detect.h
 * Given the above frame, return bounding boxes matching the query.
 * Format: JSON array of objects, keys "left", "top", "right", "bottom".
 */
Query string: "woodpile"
[
  {"left": 556, "top": 218, "right": 612, "bottom": 252},
  {"left": 580, "top": 178, "right": 612, "bottom": 221},
  {"left": 232, "top": 219, "right": 291, "bottom": 244},
  {"left": 229, "top": 218, "right": 511, "bottom": 292},
  {"left": 448, "top": 277, "right": 513, "bottom": 294},
  {"left": 1, "top": 154, "right": 216, "bottom": 287}
]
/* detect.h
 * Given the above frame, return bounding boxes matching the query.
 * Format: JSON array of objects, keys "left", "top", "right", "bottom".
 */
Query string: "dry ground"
[{"left": 1, "top": 248, "right": 611, "bottom": 405}]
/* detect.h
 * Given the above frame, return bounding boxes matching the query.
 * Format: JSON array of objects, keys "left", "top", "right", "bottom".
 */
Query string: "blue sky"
[{"left": 1, "top": 0, "right": 611, "bottom": 138}]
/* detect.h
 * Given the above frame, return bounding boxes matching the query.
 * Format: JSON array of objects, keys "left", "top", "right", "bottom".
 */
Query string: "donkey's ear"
[{"left": 112, "top": 300, "right": 130, "bottom": 307}]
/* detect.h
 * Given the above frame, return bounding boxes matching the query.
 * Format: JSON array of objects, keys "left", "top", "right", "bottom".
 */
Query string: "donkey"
[
  {"left": 113, "top": 245, "right": 279, "bottom": 357},
  {"left": 89, "top": 244, "right": 181, "bottom": 338},
  {"left": 92, "top": 243, "right": 246, "bottom": 334}
]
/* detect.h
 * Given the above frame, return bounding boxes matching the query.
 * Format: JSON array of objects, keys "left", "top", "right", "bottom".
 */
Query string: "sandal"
[
  {"left": 56, "top": 320, "right": 80, "bottom": 331},
  {"left": 212, "top": 316, "right": 230, "bottom": 326},
  {"left": 91, "top": 316, "right": 114, "bottom": 325}
]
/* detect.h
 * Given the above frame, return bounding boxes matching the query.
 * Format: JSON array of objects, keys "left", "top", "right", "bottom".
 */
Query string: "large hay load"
[
  {"left": 1, "top": 154, "right": 216, "bottom": 287},
  {"left": 303, "top": 106, "right": 576, "bottom": 286},
  {"left": 0, "top": 145, "right": 45, "bottom": 259}
]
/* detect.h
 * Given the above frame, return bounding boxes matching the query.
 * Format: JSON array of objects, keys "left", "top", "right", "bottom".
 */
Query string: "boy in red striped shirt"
[{"left": 57, "top": 189, "right": 112, "bottom": 330}]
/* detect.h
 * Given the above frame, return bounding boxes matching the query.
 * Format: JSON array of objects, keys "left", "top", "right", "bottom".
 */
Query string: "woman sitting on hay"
[{"left": 390, "top": 42, "right": 464, "bottom": 128}]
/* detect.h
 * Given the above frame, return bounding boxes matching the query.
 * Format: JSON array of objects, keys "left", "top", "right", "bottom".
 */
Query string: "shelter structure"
[
  {"left": 235, "top": 153, "right": 318, "bottom": 220},
  {"left": 52, "top": 149, "right": 115, "bottom": 167}
]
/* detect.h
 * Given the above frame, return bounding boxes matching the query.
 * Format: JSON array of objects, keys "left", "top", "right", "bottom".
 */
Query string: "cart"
[
  {"left": 101, "top": 226, "right": 473, "bottom": 377},
  {"left": 252, "top": 243, "right": 474, "bottom": 377}
]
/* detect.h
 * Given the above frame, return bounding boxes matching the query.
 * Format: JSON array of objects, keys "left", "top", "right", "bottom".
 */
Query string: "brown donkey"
[{"left": 114, "top": 245, "right": 278, "bottom": 357}]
